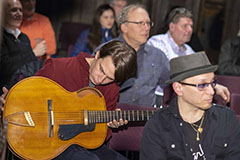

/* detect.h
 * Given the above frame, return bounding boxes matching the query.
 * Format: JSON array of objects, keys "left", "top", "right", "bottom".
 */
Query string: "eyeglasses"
[
  {"left": 178, "top": 79, "right": 217, "bottom": 91},
  {"left": 124, "top": 21, "right": 154, "bottom": 27}
]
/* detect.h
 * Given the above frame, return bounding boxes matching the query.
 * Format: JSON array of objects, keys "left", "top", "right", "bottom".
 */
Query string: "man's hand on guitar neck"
[{"left": 107, "top": 108, "right": 128, "bottom": 128}]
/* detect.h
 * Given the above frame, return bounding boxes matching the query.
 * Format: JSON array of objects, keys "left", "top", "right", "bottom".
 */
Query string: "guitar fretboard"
[{"left": 87, "top": 110, "right": 156, "bottom": 123}]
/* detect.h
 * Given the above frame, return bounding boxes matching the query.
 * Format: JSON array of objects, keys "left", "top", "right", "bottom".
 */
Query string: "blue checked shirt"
[{"left": 115, "top": 35, "right": 170, "bottom": 106}]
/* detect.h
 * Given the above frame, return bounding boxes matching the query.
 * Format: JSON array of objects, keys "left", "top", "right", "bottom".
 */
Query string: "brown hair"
[
  {"left": 99, "top": 40, "right": 137, "bottom": 84},
  {"left": 167, "top": 7, "right": 193, "bottom": 25},
  {"left": 87, "top": 4, "right": 118, "bottom": 52}
]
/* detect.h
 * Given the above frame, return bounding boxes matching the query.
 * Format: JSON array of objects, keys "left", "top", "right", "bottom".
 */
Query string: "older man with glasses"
[
  {"left": 140, "top": 51, "right": 240, "bottom": 160},
  {"left": 114, "top": 4, "right": 170, "bottom": 107}
]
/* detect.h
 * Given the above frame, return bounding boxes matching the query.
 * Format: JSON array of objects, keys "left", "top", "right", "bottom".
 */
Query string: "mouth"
[
  {"left": 13, "top": 16, "right": 22, "bottom": 21},
  {"left": 206, "top": 98, "right": 213, "bottom": 103}
]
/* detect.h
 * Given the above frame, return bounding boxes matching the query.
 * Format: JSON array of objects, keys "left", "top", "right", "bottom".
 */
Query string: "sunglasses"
[{"left": 178, "top": 79, "right": 217, "bottom": 91}]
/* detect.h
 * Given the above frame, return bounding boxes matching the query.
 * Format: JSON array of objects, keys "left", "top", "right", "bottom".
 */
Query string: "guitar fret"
[
  {"left": 141, "top": 110, "right": 144, "bottom": 121},
  {"left": 128, "top": 110, "right": 130, "bottom": 121},
  {"left": 94, "top": 111, "right": 97, "bottom": 123},
  {"left": 116, "top": 111, "right": 118, "bottom": 121},
  {"left": 95, "top": 111, "right": 97, "bottom": 123},
  {"left": 88, "top": 111, "right": 90, "bottom": 123},
  {"left": 102, "top": 111, "right": 104, "bottom": 123},
  {"left": 99, "top": 111, "right": 101, "bottom": 123},
  {"left": 124, "top": 110, "right": 126, "bottom": 121},
  {"left": 137, "top": 110, "right": 139, "bottom": 121},
  {"left": 98, "top": 111, "right": 100, "bottom": 123},
  {"left": 92, "top": 111, "right": 95, "bottom": 123},
  {"left": 110, "top": 111, "right": 112, "bottom": 122},
  {"left": 119, "top": 111, "right": 122, "bottom": 120},
  {"left": 113, "top": 111, "right": 115, "bottom": 121},
  {"left": 89, "top": 111, "right": 91, "bottom": 123},
  {"left": 132, "top": 110, "right": 135, "bottom": 121},
  {"left": 103, "top": 111, "right": 106, "bottom": 123},
  {"left": 106, "top": 111, "right": 108, "bottom": 122}
]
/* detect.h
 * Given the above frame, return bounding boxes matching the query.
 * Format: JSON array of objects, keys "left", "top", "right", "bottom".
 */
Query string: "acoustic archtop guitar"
[{"left": 3, "top": 76, "right": 156, "bottom": 160}]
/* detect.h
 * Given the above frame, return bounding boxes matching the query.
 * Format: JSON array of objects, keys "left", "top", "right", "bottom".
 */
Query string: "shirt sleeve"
[
  {"left": 41, "top": 16, "right": 56, "bottom": 58},
  {"left": 70, "top": 30, "right": 90, "bottom": 57},
  {"left": 218, "top": 37, "right": 240, "bottom": 76}
]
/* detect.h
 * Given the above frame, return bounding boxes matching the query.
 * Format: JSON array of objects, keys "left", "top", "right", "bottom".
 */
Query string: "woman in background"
[{"left": 70, "top": 4, "right": 118, "bottom": 56}]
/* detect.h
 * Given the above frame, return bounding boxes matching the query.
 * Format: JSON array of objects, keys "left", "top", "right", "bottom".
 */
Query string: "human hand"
[
  {"left": 215, "top": 84, "right": 230, "bottom": 103},
  {"left": 33, "top": 40, "right": 47, "bottom": 57},
  {"left": 0, "top": 87, "right": 9, "bottom": 119},
  {"left": 107, "top": 108, "right": 128, "bottom": 128}
]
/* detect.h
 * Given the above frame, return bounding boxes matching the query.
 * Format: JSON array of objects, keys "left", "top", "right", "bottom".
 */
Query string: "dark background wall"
[{"left": 35, "top": 0, "right": 240, "bottom": 64}]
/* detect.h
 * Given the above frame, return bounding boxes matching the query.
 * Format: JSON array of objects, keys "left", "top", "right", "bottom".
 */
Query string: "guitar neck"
[{"left": 87, "top": 110, "right": 156, "bottom": 123}]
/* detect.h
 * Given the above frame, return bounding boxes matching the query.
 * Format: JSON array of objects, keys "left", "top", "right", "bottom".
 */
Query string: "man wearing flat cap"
[{"left": 140, "top": 51, "right": 240, "bottom": 160}]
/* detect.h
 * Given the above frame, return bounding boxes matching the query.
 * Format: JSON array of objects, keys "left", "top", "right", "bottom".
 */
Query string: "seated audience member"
[
  {"left": 147, "top": 7, "right": 198, "bottom": 107},
  {"left": 19, "top": 0, "right": 56, "bottom": 59},
  {"left": 147, "top": 7, "right": 194, "bottom": 60},
  {"left": 108, "top": 0, "right": 127, "bottom": 17},
  {"left": 2, "top": 40, "right": 137, "bottom": 160},
  {"left": 0, "top": 0, "right": 38, "bottom": 94},
  {"left": 70, "top": 4, "right": 118, "bottom": 56},
  {"left": 140, "top": 52, "right": 240, "bottom": 160},
  {"left": 218, "top": 21, "right": 240, "bottom": 76}
]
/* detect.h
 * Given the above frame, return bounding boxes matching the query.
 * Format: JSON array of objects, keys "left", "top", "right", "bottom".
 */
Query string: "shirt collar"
[
  {"left": 167, "top": 31, "right": 187, "bottom": 53},
  {"left": 167, "top": 97, "right": 215, "bottom": 119},
  {"left": 4, "top": 27, "right": 21, "bottom": 39},
  {"left": 118, "top": 34, "right": 146, "bottom": 52}
]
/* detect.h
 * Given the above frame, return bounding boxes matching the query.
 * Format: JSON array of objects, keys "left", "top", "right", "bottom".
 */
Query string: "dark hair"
[
  {"left": 98, "top": 40, "right": 137, "bottom": 84},
  {"left": 167, "top": 7, "right": 193, "bottom": 25},
  {"left": 87, "top": 4, "right": 118, "bottom": 52}
]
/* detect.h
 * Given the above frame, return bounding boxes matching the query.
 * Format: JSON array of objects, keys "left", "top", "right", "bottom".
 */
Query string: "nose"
[
  {"left": 16, "top": 9, "right": 22, "bottom": 16},
  {"left": 142, "top": 23, "right": 150, "bottom": 31},
  {"left": 206, "top": 84, "right": 215, "bottom": 95},
  {"left": 187, "top": 25, "right": 193, "bottom": 33}
]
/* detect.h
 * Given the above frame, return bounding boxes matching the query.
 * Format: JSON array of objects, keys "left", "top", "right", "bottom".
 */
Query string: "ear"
[
  {"left": 172, "top": 82, "right": 183, "bottom": 96},
  {"left": 95, "top": 50, "right": 100, "bottom": 59},
  {"left": 120, "top": 23, "right": 128, "bottom": 33},
  {"left": 169, "top": 23, "right": 174, "bottom": 32}
]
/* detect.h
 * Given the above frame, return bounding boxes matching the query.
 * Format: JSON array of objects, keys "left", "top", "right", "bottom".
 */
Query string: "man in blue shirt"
[{"left": 115, "top": 4, "right": 170, "bottom": 106}]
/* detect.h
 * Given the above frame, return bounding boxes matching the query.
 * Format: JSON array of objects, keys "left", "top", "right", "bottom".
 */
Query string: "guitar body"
[{"left": 3, "top": 76, "right": 107, "bottom": 160}]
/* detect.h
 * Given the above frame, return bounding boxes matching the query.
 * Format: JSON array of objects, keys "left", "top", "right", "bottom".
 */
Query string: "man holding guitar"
[
  {"left": 38, "top": 40, "right": 137, "bottom": 160},
  {"left": 2, "top": 40, "right": 137, "bottom": 160}
]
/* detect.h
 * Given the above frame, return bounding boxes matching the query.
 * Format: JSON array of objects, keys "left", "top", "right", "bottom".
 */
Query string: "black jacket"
[
  {"left": 140, "top": 98, "right": 240, "bottom": 160},
  {"left": 218, "top": 36, "right": 240, "bottom": 76},
  {"left": 0, "top": 29, "right": 37, "bottom": 93}
]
